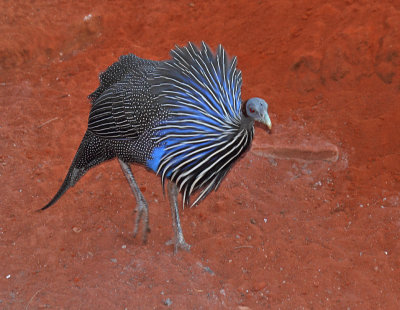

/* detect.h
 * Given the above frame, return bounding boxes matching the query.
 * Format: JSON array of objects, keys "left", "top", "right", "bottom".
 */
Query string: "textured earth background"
[{"left": 1, "top": 0, "right": 400, "bottom": 309}]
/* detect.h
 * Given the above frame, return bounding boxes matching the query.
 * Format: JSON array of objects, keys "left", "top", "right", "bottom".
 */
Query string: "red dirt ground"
[{"left": 1, "top": 0, "right": 400, "bottom": 309}]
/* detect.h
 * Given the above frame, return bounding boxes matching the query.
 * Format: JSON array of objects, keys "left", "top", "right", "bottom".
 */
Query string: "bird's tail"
[
  {"left": 40, "top": 163, "right": 86, "bottom": 211},
  {"left": 40, "top": 131, "right": 113, "bottom": 211}
]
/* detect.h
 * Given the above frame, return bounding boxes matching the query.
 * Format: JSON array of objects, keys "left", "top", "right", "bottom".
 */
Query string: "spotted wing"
[{"left": 87, "top": 54, "right": 159, "bottom": 140}]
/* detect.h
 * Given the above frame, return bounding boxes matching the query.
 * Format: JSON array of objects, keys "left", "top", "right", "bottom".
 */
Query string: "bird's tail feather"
[
  {"left": 40, "top": 166, "right": 85, "bottom": 211},
  {"left": 40, "top": 131, "right": 112, "bottom": 211}
]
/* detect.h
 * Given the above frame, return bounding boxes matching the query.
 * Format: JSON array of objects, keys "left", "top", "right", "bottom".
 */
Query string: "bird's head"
[{"left": 244, "top": 97, "right": 272, "bottom": 131}]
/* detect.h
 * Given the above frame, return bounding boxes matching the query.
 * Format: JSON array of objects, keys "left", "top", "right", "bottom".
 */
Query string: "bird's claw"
[{"left": 166, "top": 238, "right": 191, "bottom": 253}]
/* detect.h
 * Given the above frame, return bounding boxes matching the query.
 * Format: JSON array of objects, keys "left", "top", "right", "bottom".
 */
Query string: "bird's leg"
[
  {"left": 166, "top": 181, "right": 191, "bottom": 252},
  {"left": 118, "top": 159, "right": 149, "bottom": 243}
]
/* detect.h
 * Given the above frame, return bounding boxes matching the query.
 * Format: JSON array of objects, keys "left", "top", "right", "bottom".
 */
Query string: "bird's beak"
[{"left": 262, "top": 112, "right": 272, "bottom": 131}]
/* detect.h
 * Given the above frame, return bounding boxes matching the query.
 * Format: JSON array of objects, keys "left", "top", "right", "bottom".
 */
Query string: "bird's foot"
[
  {"left": 166, "top": 237, "right": 191, "bottom": 253},
  {"left": 132, "top": 199, "right": 150, "bottom": 243}
]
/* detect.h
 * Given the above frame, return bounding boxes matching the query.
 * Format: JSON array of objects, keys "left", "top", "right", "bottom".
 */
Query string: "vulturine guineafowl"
[{"left": 41, "top": 42, "right": 272, "bottom": 252}]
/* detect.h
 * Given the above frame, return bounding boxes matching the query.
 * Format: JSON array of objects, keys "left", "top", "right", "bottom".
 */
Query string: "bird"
[{"left": 41, "top": 42, "right": 272, "bottom": 252}]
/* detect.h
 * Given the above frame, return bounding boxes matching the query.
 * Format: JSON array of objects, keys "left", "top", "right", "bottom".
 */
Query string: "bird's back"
[
  {"left": 87, "top": 54, "right": 165, "bottom": 141},
  {"left": 88, "top": 54, "right": 158, "bottom": 102}
]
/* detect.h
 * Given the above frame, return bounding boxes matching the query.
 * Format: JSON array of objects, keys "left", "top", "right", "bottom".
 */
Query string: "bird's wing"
[{"left": 87, "top": 54, "right": 159, "bottom": 140}]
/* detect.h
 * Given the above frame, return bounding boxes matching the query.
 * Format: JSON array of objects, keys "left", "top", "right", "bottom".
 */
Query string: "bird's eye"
[{"left": 249, "top": 107, "right": 255, "bottom": 113}]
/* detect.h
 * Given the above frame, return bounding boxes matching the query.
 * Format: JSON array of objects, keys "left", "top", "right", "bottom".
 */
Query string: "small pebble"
[
  {"left": 72, "top": 227, "right": 81, "bottom": 233},
  {"left": 83, "top": 14, "right": 92, "bottom": 21}
]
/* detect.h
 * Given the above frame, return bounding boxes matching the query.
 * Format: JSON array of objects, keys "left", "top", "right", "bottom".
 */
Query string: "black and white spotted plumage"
[{"left": 42, "top": 41, "right": 271, "bottom": 213}]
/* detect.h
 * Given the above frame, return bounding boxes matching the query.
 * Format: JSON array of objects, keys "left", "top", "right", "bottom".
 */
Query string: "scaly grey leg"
[
  {"left": 167, "top": 181, "right": 191, "bottom": 252},
  {"left": 118, "top": 159, "right": 149, "bottom": 243}
]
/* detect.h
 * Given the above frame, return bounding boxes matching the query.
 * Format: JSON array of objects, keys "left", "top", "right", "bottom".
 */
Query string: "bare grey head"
[{"left": 244, "top": 97, "right": 272, "bottom": 130}]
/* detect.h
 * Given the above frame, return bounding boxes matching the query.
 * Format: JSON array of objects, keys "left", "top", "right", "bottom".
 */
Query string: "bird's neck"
[{"left": 240, "top": 112, "right": 255, "bottom": 131}]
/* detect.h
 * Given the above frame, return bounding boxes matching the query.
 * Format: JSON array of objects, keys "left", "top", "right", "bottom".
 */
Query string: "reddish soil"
[{"left": 1, "top": 0, "right": 400, "bottom": 309}]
